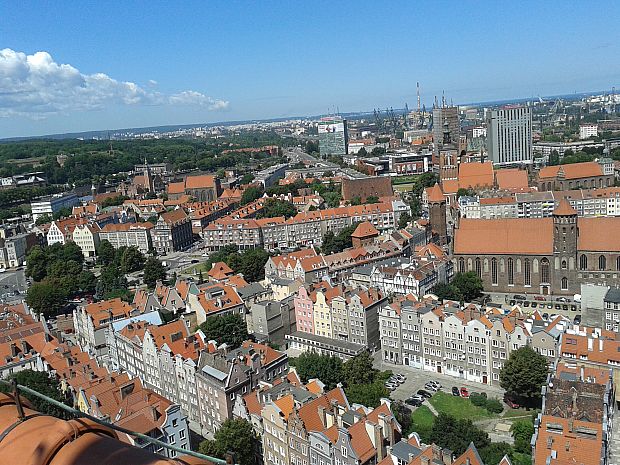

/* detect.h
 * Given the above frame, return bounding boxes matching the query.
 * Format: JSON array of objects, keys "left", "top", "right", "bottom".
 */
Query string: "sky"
[{"left": 1, "top": 0, "right": 620, "bottom": 138}]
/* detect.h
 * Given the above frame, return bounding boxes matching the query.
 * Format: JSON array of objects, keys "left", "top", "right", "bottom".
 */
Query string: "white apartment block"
[{"left": 580, "top": 124, "right": 598, "bottom": 140}]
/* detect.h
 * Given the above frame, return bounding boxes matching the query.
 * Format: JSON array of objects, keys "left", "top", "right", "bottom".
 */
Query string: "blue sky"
[{"left": 1, "top": 0, "right": 619, "bottom": 138}]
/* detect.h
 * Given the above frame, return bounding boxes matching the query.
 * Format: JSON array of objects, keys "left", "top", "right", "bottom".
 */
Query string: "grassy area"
[
  {"left": 409, "top": 405, "right": 434, "bottom": 441},
  {"left": 391, "top": 175, "right": 421, "bottom": 185},
  {"left": 428, "top": 391, "right": 495, "bottom": 421},
  {"left": 502, "top": 407, "right": 539, "bottom": 421},
  {"left": 393, "top": 183, "right": 415, "bottom": 192}
]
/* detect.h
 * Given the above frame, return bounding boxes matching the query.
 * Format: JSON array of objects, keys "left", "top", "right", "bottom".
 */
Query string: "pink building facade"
[{"left": 293, "top": 286, "right": 315, "bottom": 334}]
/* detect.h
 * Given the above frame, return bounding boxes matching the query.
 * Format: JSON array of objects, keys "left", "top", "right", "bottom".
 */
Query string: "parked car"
[
  {"left": 389, "top": 376, "right": 403, "bottom": 385},
  {"left": 405, "top": 397, "right": 423, "bottom": 407},
  {"left": 513, "top": 294, "right": 526, "bottom": 301},
  {"left": 542, "top": 313, "right": 549, "bottom": 319},
  {"left": 546, "top": 303, "right": 553, "bottom": 309},
  {"left": 562, "top": 304, "right": 568, "bottom": 311},
  {"left": 452, "top": 386, "right": 460, "bottom": 396},
  {"left": 430, "top": 381, "right": 442, "bottom": 389},
  {"left": 417, "top": 389, "right": 433, "bottom": 398},
  {"left": 531, "top": 302, "right": 538, "bottom": 308},
  {"left": 523, "top": 301, "right": 530, "bottom": 307},
  {"left": 534, "top": 296, "right": 546, "bottom": 301},
  {"left": 574, "top": 315, "right": 582, "bottom": 324},
  {"left": 504, "top": 394, "right": 520, "bottom": 409},
  {"left": 570, "top": 305, "right": 577, "bottom": 312},
  {"left": 554, "top": 304, "right": 561, "bottom": 310},
  {"left": 424, "top": 382, "right": 439, "bottom": 392},
  {"left": 385, "top": 383, "right": 397, "bottom": 391},
  {"left": 394, "top": 374, "right": 406, "bottom": 383},
  {"left": 409, "top": 395, "right": 425, "bottom": 403},
  {"left": 460, "top": 387, "right": 470, "bottom": 398},
  {"left": 557, "top": 297, "right": 570, "bottom": 303},
  {"left": 509, "top": 300, "right": 516, "bottom": 306}
]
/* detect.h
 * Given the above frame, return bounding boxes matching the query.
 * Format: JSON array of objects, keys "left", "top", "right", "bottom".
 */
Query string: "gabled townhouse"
[
  {"left": 195, "top": 341, "right": 288, "bottom": 436},
  {"left": 73, "top": 297, "right": 161, "bottom": 364},
  {"left": 106, "top": 319, "right": 207, "bottom": 426},
  {"left": 188, "top": 282, "right": 245, "bottom": 326},
  {"left": 378, "top": 297, "right": 533, "bottom": 386}
]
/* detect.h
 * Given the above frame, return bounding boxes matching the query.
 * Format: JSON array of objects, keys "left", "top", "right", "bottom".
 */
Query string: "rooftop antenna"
[{"left": 442, "top": 91, "right": 446, "bottom": 108}]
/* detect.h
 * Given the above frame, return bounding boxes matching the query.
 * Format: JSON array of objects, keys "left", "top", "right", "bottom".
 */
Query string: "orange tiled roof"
[
  {"left": 539, "top": 162, "right": 603, "bottom": 180},
  {"left": 351, "top": 221, "right": 379, "bottom": 238},
  {"left": 578, "top": 218, "right": 620, "bottom": 252},
  {"left": 185, "top": 175, "right": 216, "bottom": 189},
  {"left": 454, "top": 218, "right": 554, "bottom": 255},
  {"left": 553, "top": 198, "right": 577, "bottom": 216},
  {"left": 495, "top": 168, "right": 529, "bottom": 190},
  {"left": 208, "top": 262, "right": 234, "bottom": 281},
  {"left": 427, "top": 183, "right": 444, "bottom": 202}
]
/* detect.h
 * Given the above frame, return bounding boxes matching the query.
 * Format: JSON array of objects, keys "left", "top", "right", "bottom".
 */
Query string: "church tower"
[
  {"left": 438, "top": 118, "right": 459, "bottom": 181},
  {"left": 552, "top": 198, "right": 578, "bottom": 294},
  {"left": 427, "top": 183, "right": 448, "bottom": 246},
  {"left": 143, "top": 157, "right": 153, "bottom": 193}
]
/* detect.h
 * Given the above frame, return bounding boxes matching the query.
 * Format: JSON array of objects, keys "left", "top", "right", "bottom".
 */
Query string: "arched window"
[
  {"left": 458, "top": 257, "right": 465, "bottom": 273},
  {"left": 561, "top": 277, "right": 568, "bottom": 290},
  {"left": 541, "top": 258, "right": 550, "bottom": 284},
  {"left": 561, "top": 259, "right": 567, "bottom": 270},
  {"left": 599, "top": 255, "right": 607, "bottom": 271},
  {"left": 491, "top": 258, "right": 498, "bottom": 285},
  {"left": 524, "top": 259, "right": 531, "bottom": 286},
  {"left": 579, "top": 255, "right": 588, "bottom": 270},
  {"left": 475, "top": 258, "right": 481, "bottom": 278},
  {"left": 507, "top": 258, "right": 514, "bottom": 285}
]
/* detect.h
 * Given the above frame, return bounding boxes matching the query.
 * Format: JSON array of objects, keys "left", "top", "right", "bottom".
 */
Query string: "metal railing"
[{"left": 0, "top": 378, "right": 232, "bottom": 465}]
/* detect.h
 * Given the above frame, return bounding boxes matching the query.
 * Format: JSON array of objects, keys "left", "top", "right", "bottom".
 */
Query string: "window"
[
  {"left": 168, "top": 434, "right": 175, "bottom": 444},
  {"left": 475, "top": 258, "right": 481, "bottom": 278},
  {"left": 561, "top": 260, "right": 567, "bottom": 270},
  {"left": 491, "top": 258, "right": 498, "bottom": 285},
  {"left": 579, "top": 255, "right": 588, "bottom": 270},
  {"left": 507, "top": 258, "right": 514, "bottom": 285},
  {"left": 342, "top": 447, "right": 347, "bottom": 457},
  {"left": 180, "top": 430, "right": 186, "bottom": 439},
  {"left": 561, "top": 277, "right": 568, "bottom": 290},
  {"left": 617, "top": 256, "right": 620, "bottom": 271},
  {"left": 599, "top": 255, "right": 607, "bottom": 271},
  {"left": 458, "top": 257, "right": 465, "bottom": 273},
  {"left": 524, "top": 259, "right": 531, "bottom": 286},
  {"left": 541, "top": 258, "right": 550, "bottom": 284}
]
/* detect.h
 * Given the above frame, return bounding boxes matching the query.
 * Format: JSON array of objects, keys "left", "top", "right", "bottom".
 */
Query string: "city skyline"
[{"left": 1, "top": 0, "right": 620, "bottom": 138}]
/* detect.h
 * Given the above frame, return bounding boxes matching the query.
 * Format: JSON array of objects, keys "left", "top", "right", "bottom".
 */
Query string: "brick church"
[{"left": 452, "top": 199, "right": 620, "bottom": 295}]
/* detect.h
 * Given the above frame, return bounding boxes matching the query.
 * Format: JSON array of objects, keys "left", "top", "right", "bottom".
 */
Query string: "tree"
[
  {"left": 398, "top": 212, "right": 411, "bottom": 229},
  {"left": 548, "top": 150, "right": 560, "bottom": 166},
  {"left": 241, "top": 186, "right": 263, "bottom": 205},
  {"left": 199, "top": 418, "right": 259, "bottom": 465},
  {"left": 35, "top": 213, "right": 52, "bottom": 225},
  {"left": 432, "top": 282, "right": 463, "bottom": 301},
  {"left": 321, "top": 223, "right": 358, "bottom": 255},
  {"left": 0, "top": 370, "right": 70, "bottom": 418},
  {"left": 323, "top": 191, "right": 342, "bottom": 208},
  {"left": 357, "top": 147, "right": 367, "bottom": 157},
  {"left": 119, "top": 246, "right": 145, "bottom": 273},
  {"left": 258, "top": 199, "right": 297, "bottom": 219},
  {"left": 96, "top": 240, "right": 116, "bottom": 266},
  {"left": 350, "top": 196, "right": 362, "bottom": 206},
  {"left": 294, "top": 352, "right": 343, "bottom": 389},
  {"left": 456, "top": 188, "right": 475, "bottom": 199},
  {"left": 199, "top": 314, "right": 249, "bottom": 349},
  {"left": 479, "top": 443, "right": 513, "bottom": 465},
  {"left": 511, "top": 420, "right": 535, "bottom": 454},
  {"left": 143, "top": 257, "right": 166, "bottom": 288},
  {"left": 56, "top": 241, "right": 84, "bottom": 265},
  {"left": 500, "top": 346, "right": 548, "bottom": 405},
  {"left": 216, "top": 168, "right": 226, "bottom": 179},
  {"left": 305, "top": 140, "right": 319, "bottom": 155},
  {"left": 365, "top": 195, "right": 379, "bottom": 204},
  {"left": 392, "top": 401, "right": 413, "bottom": 435},
  {"left": 240, "top": 173, "right": 255, "bottom": 185},
  {"left": 345, "top": 382, "right": 389, "bottom": 408},
  {"left": 52, "top": 206, "right": 72, "bottom": 220},
  {"left": 409, "top": 196, "right": 422, "bottom": 218},
  {"left": 430, "top": 413, "right": 490, "bottom": 456},
  {"left": 77, "top": 270, "right": 97, "bottom": 294},
  {"left": 26, "top": 281, "right": 67, "bottom": 316},
  {"left": 451, "top": 272, "right": 483, "bottom": 302},
  {"left": 25, "top": 245, "right": 48, "bottom": 281},
  {"left": 342, "top": 352, "right": 376, "bottom": 386}
]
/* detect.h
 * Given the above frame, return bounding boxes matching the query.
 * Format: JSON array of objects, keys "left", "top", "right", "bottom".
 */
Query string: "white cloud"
[{"left": 0, "top": 48, "right": 228, "bottom": 118}]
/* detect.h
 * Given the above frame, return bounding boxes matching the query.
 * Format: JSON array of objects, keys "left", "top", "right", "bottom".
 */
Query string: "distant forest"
[{"left": 0, "top": 131, "right": 293, "bottom": 186}]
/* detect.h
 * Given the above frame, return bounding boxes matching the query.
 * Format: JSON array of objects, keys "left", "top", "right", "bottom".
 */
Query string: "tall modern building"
[
  {"left": 318, "top": 116, "right": 348, "bottom": 157},
  {"left": 432, "top": 106, "right": 459, "bottom": 153},
  {"left": 486, "top": 106, "right": 533, "bottom": 165}
]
